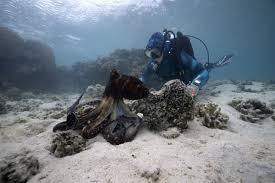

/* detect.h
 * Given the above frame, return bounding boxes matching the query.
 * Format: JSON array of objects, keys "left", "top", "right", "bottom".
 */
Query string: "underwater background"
[
  {"left": 0, "top": 0, "right": 274, "bottom": 89},
  {"left": 1, "top": 1, "right": 275, "bottom": 182}
]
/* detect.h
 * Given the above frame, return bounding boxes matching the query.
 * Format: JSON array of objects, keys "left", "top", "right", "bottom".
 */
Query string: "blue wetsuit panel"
[
  {"left": 179, "top": 51, "right": 209, "bottom": 88},
  {"left": 140, "top": 51, "right": 209, "bottom": 89}
]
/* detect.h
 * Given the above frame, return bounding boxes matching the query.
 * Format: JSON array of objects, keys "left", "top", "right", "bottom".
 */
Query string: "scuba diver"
[{"left": 139, "top": 29, "right": 234, "bottom": 96}]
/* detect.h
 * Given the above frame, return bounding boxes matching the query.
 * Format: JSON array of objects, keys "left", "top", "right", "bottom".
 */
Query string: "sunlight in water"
[{"left": 31, "top": 0, "right": 170, "bottom": 23}]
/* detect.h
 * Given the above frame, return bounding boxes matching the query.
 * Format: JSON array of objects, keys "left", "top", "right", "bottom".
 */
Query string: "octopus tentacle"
[
  {"left": 53, "top": 70, "right": 149, "bottom": 144},
  {"left": 81, "top": 97, "right": 114, "bottom": 138},
  {"left": 117, "top": 100, "right": 138, "bottom": 118}
]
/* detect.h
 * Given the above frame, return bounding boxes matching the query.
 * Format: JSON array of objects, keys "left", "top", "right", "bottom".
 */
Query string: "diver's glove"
[{"left": 187, "top": 82, "right": 199, "bottom": 97}]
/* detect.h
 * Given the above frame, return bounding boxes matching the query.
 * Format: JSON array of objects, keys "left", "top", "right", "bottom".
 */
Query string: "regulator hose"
[
  {"left": 163, "top": 29, "right": 210, "bottom": 65},
  {"left": 185, "top": 35, "right": 210, "bottom": 65}
]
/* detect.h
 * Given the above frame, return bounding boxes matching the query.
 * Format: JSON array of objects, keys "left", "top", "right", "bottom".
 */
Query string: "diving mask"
[{"left": 145, "top": 48, "right": 162, "bottom": 59}]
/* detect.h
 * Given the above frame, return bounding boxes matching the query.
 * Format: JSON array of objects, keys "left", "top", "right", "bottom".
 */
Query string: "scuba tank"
[{"left": 161, "top": 28, "right": 234, "bottom": 71}]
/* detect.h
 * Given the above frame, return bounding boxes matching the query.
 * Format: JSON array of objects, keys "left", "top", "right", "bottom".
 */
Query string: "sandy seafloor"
[{"left": 0, "top": 80, "right": 275, "bottom": 183}]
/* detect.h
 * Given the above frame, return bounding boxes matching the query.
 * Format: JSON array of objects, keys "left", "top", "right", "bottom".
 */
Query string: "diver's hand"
[{"left": 187, "top": 83, "right": 199, "bottom": 97}]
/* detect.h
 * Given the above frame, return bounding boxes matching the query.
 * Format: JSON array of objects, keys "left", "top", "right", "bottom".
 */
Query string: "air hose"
[
  {"left": 185, "top": 35, "right": 210, "bottom": 65},
  {"left": 163, "top": 29, "right": 210, "bottom": 65}
]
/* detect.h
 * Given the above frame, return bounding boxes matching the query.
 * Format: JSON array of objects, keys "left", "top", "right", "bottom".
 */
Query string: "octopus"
[{"left": 53, "top": 69, "right": 149, "bottom": 144}]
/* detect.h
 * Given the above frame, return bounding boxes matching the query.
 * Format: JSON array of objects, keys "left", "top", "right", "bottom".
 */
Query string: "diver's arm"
[
  {"left": 191, "top": 69, "right": 209, "bottom": 88},
  {"left": 139, "top": 60, "right": 155, "bottom": 84},
  {"left": 180, "top": 51, "right": 209, "bottom": 89}
]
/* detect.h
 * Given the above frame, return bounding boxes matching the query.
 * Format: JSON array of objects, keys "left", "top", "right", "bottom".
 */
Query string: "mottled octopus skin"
[
  {"left": 81, "top": 69, "right": 149, "bottom": 139},
  {"left": 53, "top": 69, "right": 149, "bottom": 144}
]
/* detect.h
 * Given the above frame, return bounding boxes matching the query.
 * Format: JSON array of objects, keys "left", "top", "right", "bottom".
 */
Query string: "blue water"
[{"left": 0, "top": 0, "right": 274, "bottom": 80}]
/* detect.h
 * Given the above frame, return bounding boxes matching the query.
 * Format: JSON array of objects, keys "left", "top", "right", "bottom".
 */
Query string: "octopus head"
[{"left": 105, "top": 69, "right": 149, "bottom": 100}]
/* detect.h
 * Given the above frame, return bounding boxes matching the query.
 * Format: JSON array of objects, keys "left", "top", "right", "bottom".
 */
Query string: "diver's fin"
[
  {"left": 67, "top": 91, "right": 85, "bottom": 114},
  {"left": 206, "top": 54, "right": 234, "bottom": 70},
  {"left": 215, "top": 54, "right": 234, "bottom": 67}
]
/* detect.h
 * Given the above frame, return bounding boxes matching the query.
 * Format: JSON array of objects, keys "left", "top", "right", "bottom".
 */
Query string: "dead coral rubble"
[
  {"left": 0, "top": 151, "right": 39, "bottom": 183},
  {"left": 159, "top": 127, "right": 181, "bottom": 139},
  {"left": 229, "top": 99, "right": 274, "bottom": 123},
  {"left": 49, "top": 131, "right": 86, "bottom": 158},
  {"left": 140, "top": 168, "right": 161, "bottom": 182},
  {"left": 195, "top": 103, "right": 229, "bottom": 129},
  {"left": 131, "top": 79, "right": 194, "bottom": 131},
  {"left": 231, "top": 80, "right": 263, "bottom": 93}
]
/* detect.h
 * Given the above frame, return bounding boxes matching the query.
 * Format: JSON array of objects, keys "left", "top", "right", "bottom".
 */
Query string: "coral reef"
[
  {"left": 229, "top": 99, "right": 274, "bottom": 123},
  {"left": 71, "top": 48, "right": 165, "bottom": 89},
  {"left": 0, "top": 151, "right": 39, "bottom": 183},
  {"left": 0, "top": 26, "right": 57, "bottom": 91},
  {"left": 195, "top": 103, "right": 229, "bottom": 129},
  {"left": 71, "top": 49, "right": 147, "bottom": 88},
  {"left": 0, "top": 96, "right": 7, "bottom": 114},
  {"left": 0, "top": 26, "right": 25, "bottom": 63},
  {"left": 0, "top": 27, "right": 151, "bottom": 92},
  {"left": 85, "top": 84, "right": 105, "bottom": 100},
  {"left": 53, "top": 70, "right": 149, "bottom": 145},
  {"left": 49, "top": 131, "right": 86, "bottom": 158},
  {"left": 17, "top": 39, "right": 57, "bottom": 90},
  {"left": 131, "top": 79, "right": 194, "bottom": 131}
]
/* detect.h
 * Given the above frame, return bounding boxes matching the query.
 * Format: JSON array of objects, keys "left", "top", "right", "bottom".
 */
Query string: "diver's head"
[
  {"left": 145, "top": 30, "right": 175, "bottom": 64},
  {"left": 145, "top": 32, "right": 164, "bottom": 62},
  {"left": 145, "top": 48, "right": 163, "bottom": 64}
]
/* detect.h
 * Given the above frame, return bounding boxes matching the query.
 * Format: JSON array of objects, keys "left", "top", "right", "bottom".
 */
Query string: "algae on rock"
[{"left": 131, "top": 79, "right": 194, "bottom": 131}]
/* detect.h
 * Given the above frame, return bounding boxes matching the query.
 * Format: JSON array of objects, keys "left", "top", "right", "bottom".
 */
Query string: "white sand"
[{"left": 0, "top": 81, "right": 275, "bottom": 183}]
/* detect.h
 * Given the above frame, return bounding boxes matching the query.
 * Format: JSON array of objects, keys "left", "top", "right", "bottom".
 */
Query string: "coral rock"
[
  {"left": 49, "top": 131, "right": 86, "bottom": 158},
  {"left": 195, "top": 103, "right": 229, "bottom": 129},
  {"left": 229, "top": 99, "right": 274, "bottom": 123},
  {"left": 131, "top": 79, "right": 194, "bottom": 131}
]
